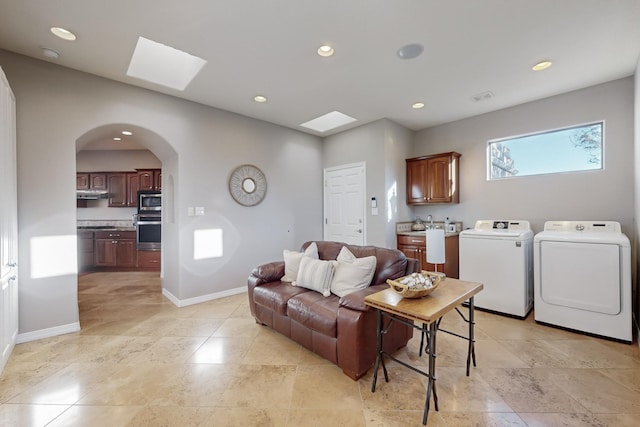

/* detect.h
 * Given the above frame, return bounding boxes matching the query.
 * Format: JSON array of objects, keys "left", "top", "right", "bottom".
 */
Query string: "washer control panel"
[
  {"left": 473, "top": 220, "right": 531, "bottom": 232},
  {"left": 542, "top": 221, "right": 622, "bottom": 233}
]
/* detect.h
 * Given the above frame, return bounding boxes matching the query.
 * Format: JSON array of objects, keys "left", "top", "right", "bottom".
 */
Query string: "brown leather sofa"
[{"left": 247, "top": 241, "right": 418, "bottom": 380}]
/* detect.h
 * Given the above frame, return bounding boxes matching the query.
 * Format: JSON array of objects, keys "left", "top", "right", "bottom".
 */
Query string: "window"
[{"left": 488, "top": 121, "right": 603, "bottom": 180}]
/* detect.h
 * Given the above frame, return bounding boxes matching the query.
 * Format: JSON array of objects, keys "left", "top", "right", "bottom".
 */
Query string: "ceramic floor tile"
[
  {"left": 2, "top": 272, "right": 639, "bottom": 426},
  {"left": 218, "top": 364, "right": 297, "bottom": 409},
  {"left": 477, "top": 367, "right": 590, "bottom": 413},
  {"left": 547, "top": 368, "right": 640, "bottom": 413},
  {"left": 0, "top": 403, "right": 70, "bottom": 426},
  {"left": 46, "top": 405, "right": 143, "bottom": 427},
  {"left": 435, "top": 367, "right": 513, "bottom": 412},
  {"left": 288, "top": 408, "right": 365, "bottom": 426},
  {"left": 291, "top": 365, "right": 363, "bottom": 410},
  {"left": 188, "top": 336, "right": 254, "bottom": 364},
  {"left": 207, "top": 407, "right": 288, "bottom": 427}
]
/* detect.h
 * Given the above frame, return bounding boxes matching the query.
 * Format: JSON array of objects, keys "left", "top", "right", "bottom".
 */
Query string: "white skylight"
[
  {"left": 299, "top": 111, "right": 357, "bottom": 133},
  {"left": 126, "top": 36, "right": 207, "bottom": 91}
]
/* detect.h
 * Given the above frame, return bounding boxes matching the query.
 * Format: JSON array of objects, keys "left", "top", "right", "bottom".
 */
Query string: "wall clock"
[{"left": 229, "top": 164, "right": 267, "bottom": 206}]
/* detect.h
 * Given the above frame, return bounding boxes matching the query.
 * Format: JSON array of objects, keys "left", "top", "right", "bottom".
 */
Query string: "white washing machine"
[
  {"left": 459, "top": 220, "right": 534, "bottom": 318},
  {"left": 534, "top": 221, "right": 632, "bottom": 343}
]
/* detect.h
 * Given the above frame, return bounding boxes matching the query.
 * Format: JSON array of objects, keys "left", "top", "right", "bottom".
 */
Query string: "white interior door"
[
  {"left": 324, "top": 163, "right": 365, "bottom": 245},
  {"left": 0, "top": 67, "right": 18, "bottom": 374}
]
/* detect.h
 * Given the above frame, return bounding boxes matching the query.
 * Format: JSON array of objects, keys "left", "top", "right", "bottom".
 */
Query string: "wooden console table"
[{"left": 364, "top": 278, "right": 483, "bottom": 425}]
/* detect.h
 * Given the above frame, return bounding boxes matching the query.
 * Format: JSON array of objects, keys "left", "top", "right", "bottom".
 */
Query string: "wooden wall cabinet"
[
  {"left": 406, "top": 152, "right": 460, "bottom": 204},
  {"left": 77, "top": 172, "right": 107, "bottom": 190},
  {"left": 137, "top": 169, "right": 161, "bottom": 191},
  {"left": 107, "top": 172, "right": 140, "bottom": 207},
  {"left": 94, "top": 231, "right": 137, "bottom": 267},
  {"left": 397, "top": 234, "right": 459, "bottom": 278}
]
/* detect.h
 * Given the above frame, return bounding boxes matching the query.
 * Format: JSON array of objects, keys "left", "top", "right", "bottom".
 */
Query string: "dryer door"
[{"left": 539, "top": 241, "right": 621, "bottom": 315}]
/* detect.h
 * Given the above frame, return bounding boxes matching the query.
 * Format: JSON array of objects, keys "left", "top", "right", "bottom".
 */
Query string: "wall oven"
[{"left": 135, "top": 190, "right": 161, "bottom": 250}]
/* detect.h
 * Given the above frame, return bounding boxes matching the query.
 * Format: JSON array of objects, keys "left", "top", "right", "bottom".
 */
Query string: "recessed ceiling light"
[
  {"left": 412, "top": 102, "right": 425, "bottom": 109},
  {"left": 317, "top": 45, "right": 334, "bottom": 57},
  {"left": 41, "top": 47, "right": 60, "bottom": 59},
  {"left": 300, "top": 111, "right": 357, "bottom": 133},
  {"left": 532, "top": 60, "right": 552, "bottom": 71},
  {"left": 50, "top": 27, "right": 76, "bottom": 41},
  {"left": 254, "top": 95, "right": 267, "bottom": 103},
  {"left": 127, "top": 36, "right": 208, "bottom": 91},
  {"left": 397, "top": 43, "right": 424, "bottom": 60},
  {"left": 113, "top": 137, "right": 122, "bottom": 141},
  {"left": 121, "top": 131, "right": 133, "bottom": 136}
]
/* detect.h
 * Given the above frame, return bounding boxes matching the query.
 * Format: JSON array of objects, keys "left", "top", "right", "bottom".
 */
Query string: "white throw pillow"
[
  {"left": 293, "top": 257, "right": 334, "bottom": 297},
  {"left": 330, "top": 246, "right": 377, "bottom": 297},
  {"left": 281, "top": 242, "right": 319, "bottom": 282}
]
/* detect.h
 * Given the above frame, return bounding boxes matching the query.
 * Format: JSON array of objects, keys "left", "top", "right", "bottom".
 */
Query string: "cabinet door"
[
  {"left": 425, "top": 155, "right": 451, "bottom": 203},
  {"left": 127, "top": 173, "right": 139, "bottom": 207},
  {"left": 406, "top": 160, "right": 428, "bottom": 204},
  {"left": 116, "top": 240, "right": 137, "bottom": 267},
  {"left": 89, "top": 173, "right": 107, "bottom": 190},
  {"left": 138, "top": 250, "right": 161, "bottom": 270},
  {"left": 77, "top": 173, "right": 89, "bottom": 190},
  {"left": 138, "top": 170, "right": 154, "bottom": 191},
  {"left": 153, "top": 170, "right": 162, "bottom": 191},
  {"left": 107, "top": 173, "right": 127, "bottom": 207},
  {"left": 94, "top": 239, "right": 117, "bottom": 266}
]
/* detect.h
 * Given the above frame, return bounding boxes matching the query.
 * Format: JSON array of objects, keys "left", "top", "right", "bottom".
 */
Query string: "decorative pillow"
[
  {"left": 330, "top": 246, "right": 377, "bottom": 297},
  {"left": 293, "top": 257, "right": 335, "bottom": 297},
  {"left": 281, "top": 242, "right": 319, "bottom": 282}
]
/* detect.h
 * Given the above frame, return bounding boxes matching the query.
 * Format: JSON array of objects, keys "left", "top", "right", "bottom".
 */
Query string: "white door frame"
[{"left": 323, "top": 162, "right": 366, "bottom": 245}]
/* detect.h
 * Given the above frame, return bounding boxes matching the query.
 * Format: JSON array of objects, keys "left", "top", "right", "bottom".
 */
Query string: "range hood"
[{"left": 76, "top": 190, "right": 109, "bottom": 200}]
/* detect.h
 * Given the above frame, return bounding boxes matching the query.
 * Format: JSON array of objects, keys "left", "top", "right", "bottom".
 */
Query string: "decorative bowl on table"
[{"left": 386, "top": 271, "right": 445, "bottom": 298}]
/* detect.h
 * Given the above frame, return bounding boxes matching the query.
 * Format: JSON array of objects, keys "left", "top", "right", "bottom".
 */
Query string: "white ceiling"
[{"left": 1, "top": 0, "right": 639, "bottom": 147}]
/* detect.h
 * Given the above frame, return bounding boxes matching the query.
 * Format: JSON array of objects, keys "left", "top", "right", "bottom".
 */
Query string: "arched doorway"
[{"left": 75, "top": 124, "right": 178, "bottom": 320}]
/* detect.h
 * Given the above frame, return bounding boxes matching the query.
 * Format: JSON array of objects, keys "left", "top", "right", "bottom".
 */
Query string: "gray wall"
[
  {"left": 634, "top": 58, "right": 640, "bottom": 338},
  {"left": 1, "top": 49, "right": 323, "bottom": 335},
  {"left": 323, "top": 119, "right": 413, "bottom": 248},
  {"left": 412, "top": 77, "right": 635, "bottom": 237}
]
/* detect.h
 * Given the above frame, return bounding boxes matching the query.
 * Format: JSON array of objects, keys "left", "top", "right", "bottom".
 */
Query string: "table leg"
[
  {"left": 466, "top": 296, "right": 476, "bottom": 376},
  {"left": 422, "top": 321, "right": 439, "bottom": 425},
  {"left": 371, "top": 309, "right": 382, "bottom": 392}
]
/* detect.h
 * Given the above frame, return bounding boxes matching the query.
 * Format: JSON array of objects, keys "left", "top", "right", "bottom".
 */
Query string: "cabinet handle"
[
  {"left": 410, "top": 239, "right": 423, "bottom": 243},
  {"left": 112, "top": 240, "right": 118, "bottom": 244},
  {"left": 109, "top": 233, "right": 120, "bottom": 237}
]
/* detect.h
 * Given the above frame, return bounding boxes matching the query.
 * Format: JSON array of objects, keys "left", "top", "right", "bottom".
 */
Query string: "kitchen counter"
[
  {"left": 77, "top": 226, "right": 136, "bottom": 231},
  {"left": 397, "top": 230, "right": 460, "bottom": 237}
]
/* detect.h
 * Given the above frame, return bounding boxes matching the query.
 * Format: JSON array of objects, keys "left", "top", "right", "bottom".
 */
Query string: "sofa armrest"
[
  {"left": 249, "top": 261, "right": 285, "bottom": 285},
  {"left": 338, "top": 283, "right": 388, "bottom": 312}
]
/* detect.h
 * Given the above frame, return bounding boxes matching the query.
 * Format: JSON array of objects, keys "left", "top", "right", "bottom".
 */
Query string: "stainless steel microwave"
[{"left": 138, "top": 190, "right": 161, "bottom": 212}]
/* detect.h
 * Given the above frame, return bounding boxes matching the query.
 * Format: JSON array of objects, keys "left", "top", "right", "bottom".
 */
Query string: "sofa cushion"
[
  {"left": 331, "top": 246, "right": 377, "bottom": 297},
  {"left": 293, "top": 257, "right": 334, "bottom": 297},
  {"left": 281, "top": 242, "right": 319, "bottom": 282},
  {"left": 253, "top": 281, "right": 310, "bottom": 315},
  {"left": 301, "top": 241, "right": 407, "bottom": 286},
  {"left": 287, "top": 292, "right": 339, "bottom": 337}
]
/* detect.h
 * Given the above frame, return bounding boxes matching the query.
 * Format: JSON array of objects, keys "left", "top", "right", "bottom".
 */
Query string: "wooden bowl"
[{"left": 386, "top": 271, "right": 445, "bottom": 299}]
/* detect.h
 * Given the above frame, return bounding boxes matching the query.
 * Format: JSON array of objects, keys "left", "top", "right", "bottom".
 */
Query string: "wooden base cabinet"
[
  {"left": 138, "top": 250, "right": 161, "bottom": 270},
  {"left": 397, "top": 234, "right": 459, "bottom": 278},
  {"left": 94, "top": 231, "right": 137, "bottom": 267}
]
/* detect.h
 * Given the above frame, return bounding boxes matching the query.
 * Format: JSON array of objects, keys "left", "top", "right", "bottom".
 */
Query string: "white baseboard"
[
  {"left": 162, "top": 286, "right": 246, "bottom": 308},
  {"left": 16, "top": 322, "right": 81, "bottom": 344}
]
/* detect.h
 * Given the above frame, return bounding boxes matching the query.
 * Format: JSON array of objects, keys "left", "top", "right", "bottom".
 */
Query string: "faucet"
[{"left": 426, "top": 214, "right": 433, "bottom": 228}]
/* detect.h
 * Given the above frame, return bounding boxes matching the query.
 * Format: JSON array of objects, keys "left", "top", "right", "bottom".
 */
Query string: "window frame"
[{"left": 486, "top": 121, "right": 605, "bottom": 181}]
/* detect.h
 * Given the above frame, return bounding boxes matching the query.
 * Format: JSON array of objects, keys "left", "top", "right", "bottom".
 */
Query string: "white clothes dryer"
[
  {"left": 459, "top": 220, "right": 534, "bottom": 318},
  {"left": 533, "top": 221, "right": 632, "bottom": 343}
]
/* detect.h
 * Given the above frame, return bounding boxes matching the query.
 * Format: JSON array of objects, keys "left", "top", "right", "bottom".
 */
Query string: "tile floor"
[{"left": 1, "top": 271, "right": 639, "bottom": 426}]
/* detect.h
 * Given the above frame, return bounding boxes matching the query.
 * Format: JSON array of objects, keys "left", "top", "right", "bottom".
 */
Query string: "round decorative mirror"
[{"left": 229, "top": 164, "right": 267, "bottom": 206}]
